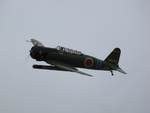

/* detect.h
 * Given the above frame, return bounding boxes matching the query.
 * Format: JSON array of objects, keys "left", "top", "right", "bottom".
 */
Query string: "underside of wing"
[
  {"left": 46, "top": 60, "right": 93, "bottom": 77},
  {"left": 33, "top": 65, "right": 69, "bottom": 71}
]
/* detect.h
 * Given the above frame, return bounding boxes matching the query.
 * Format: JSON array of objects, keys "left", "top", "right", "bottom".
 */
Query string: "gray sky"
[{"left": 0, "top": 0, "right": 150, "bottom": 113}]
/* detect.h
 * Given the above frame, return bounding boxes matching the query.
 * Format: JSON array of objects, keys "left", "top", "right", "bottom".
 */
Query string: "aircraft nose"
[
  {"left": 30, "top": 47, "right": 36, "bottom": 59},
  {"left": 30, "top": 47, "right": 46, "bottom": 60}
]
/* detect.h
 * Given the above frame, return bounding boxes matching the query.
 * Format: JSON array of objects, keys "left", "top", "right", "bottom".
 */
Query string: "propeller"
[{"left": 25, "top": 39, "right": 32, "bottom": 61}]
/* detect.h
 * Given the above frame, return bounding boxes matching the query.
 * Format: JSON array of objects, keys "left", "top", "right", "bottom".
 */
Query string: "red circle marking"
[{"left": 84, "top": 57, "right": 94, "bottom": 68}]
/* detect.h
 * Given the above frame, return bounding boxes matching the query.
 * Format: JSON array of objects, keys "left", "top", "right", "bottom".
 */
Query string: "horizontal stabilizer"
[{"left": 116, "top": 67, "right": 127, "bottom": 74}]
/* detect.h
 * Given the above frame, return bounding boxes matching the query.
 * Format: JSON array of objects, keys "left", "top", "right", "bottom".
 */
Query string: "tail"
[
  {"left": 104, "top": 48, "right": 127, "bottom": 75},
  {"left": 104, "top": 48, "right": 121, "bottom": 65}
]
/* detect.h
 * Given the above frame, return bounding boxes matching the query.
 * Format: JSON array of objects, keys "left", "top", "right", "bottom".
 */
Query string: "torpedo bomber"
[{"left": 29, "top": 39, "right": 127, "bottom": 77}]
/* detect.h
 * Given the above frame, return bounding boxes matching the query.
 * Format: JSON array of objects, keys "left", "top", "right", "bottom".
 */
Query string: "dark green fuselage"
[{"left": 30, "top": 46, "right": 105, "bottom": 70}]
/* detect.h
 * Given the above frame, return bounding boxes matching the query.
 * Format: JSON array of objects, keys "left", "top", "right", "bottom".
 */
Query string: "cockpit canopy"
[{"left": 56, "top": 46, "right": 82, "bottom": 55}]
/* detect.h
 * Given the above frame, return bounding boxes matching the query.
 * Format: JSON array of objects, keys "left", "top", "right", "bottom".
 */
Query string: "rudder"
[{"left": 104, "top": 48, "right": 121, "bottom": 65}]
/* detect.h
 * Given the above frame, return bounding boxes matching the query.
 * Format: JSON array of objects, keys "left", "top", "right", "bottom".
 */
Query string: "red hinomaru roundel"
[{"left": 84, "top": 57, "right": 94, "bottom": 68}]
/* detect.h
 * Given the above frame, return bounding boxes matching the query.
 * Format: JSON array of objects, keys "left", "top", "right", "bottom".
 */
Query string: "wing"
[{"left": 47, "top": 60, "right": 93, "bottom": 77}]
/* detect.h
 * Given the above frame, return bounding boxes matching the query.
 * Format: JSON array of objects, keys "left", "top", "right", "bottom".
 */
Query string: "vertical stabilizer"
[
  {"left": 104, "top": 48, "right": 121, "bottom": 65},
  {"left": 104, "top": 48, "right": 127, "bottom": 75}
]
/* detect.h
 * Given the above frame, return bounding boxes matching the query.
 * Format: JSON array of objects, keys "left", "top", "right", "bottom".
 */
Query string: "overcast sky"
[{"left": 0, "top": 0, "right": 150, "bottom": 113}]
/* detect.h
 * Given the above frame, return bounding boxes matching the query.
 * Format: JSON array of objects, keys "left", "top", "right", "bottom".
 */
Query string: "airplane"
[{"left": 28, "top": 39, "right": 127, "bottom": 77}]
